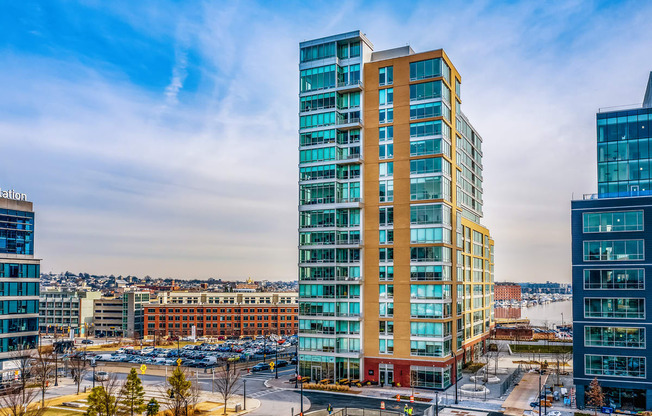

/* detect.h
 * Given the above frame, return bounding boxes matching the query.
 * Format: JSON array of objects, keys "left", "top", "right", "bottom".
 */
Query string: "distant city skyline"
[{"left": 1, "top": 1, "right": 652, "bottom": 281}]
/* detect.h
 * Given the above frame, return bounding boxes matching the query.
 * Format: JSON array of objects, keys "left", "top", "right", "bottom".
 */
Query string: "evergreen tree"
[
  {"left": 145, "top": 398, "right": 159, "bottom": 416},
  {"left": 119, "top": 369, "right": 146, "bottom": 416},
  {"left": 86, "top": 385, "right": 119, "bottom": 416},
  {"left": 166, "top": 367, "right": 193, "bottom": 416}
]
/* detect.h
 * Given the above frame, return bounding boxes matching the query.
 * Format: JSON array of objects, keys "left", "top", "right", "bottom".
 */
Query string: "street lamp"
[
  {"left": 294, "top": 343, "right": 299, "bottom": 389},
  {"left": 243, "top": 379, "right": 247, "bottom": 410},
  {"left": 451, "top": 351, "right": 458, "bottom": 404}
]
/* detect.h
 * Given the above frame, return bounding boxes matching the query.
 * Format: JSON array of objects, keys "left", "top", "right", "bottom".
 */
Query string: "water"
[{"left": 521, "top": 300, "right": 573, "bottom": 327}]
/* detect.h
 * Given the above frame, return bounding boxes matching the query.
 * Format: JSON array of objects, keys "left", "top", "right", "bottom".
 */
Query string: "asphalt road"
[{"left": 305, "top": 391, "right": 432, "bottom": 414}]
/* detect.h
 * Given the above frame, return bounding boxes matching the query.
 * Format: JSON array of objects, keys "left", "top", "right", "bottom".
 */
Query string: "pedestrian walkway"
[{"left": 503, "top": 373, "right": 547, "bottom": 416}]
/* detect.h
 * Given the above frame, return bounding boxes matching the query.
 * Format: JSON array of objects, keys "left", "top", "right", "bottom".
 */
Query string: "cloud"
[{"left": 1, "top": 0, "right": 651, "bottom": 281}]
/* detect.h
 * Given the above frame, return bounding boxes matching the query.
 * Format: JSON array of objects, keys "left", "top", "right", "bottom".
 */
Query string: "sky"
[{"left": 1, "top": 0, "right": 651, "bottom": 282}]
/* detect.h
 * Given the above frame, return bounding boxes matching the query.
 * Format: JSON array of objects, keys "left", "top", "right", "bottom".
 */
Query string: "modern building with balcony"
[
  {"left": 571, "top": 72, "right": 652, "bottom": 411},
  {"left": 298, "top": 31, "right": 494, "bottom": 388},
  {"left": 0, "top": 194, "right": 39, "bottom": 364}
]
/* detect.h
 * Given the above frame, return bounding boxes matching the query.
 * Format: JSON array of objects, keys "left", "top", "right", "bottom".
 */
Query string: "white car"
[
  {"left": 94, "top": 371, "right": 109, "bottom": 381},
  {"left": 547, "top": 411, "right": 562, "bottom": 416}
]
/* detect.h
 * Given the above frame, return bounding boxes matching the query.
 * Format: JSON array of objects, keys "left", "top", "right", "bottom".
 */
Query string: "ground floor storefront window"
[
  {"left": 600, "top": 387, "right": 647, "bottom": 411},
  {"left": 410, "top": 365, "right": 451, "bottom": 389}
]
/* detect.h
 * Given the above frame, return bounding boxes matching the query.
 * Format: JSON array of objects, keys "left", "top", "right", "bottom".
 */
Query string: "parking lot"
[{"left": 77, "top": 335, "right": 298, "bottom": 370}]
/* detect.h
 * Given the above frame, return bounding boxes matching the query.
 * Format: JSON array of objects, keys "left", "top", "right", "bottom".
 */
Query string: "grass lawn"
[{"left": 510, "top": 344, "right": 572, "bottom": 354}]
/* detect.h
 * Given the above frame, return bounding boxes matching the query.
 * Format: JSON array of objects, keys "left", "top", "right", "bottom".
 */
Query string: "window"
[
  {"left": 410, "top": 303, "right": 451, "bottom": 319},
  {"left": 379, "top": 88, "right": 394, "bottom": 105},
  {"left": 410, "top": 176, "right": 450, "bottom": 201},
  {"left": 410, "top": 81, "right": 444, "bottom": 101},
  {"left": 301, "top": 92, "right": 336, "bottom": 112},
  {"left": 410, "top": 284, "right": 451, "bottom": 299},
  {"left": 585, "top": 327, "right": 645, "bottom": 349},
  {"left": 379, "top": 321, "right": 394, "bottom": 335},
  {"left": 379, "top": 162, "right": 394, "bottom": 178},
  {"left": 379, "top": 144, "right": 394, "bottom": 160},
  {"left": 379, "top": 108, "right": 394, "bottom": 124},
  {"left": 584, "top": 269, "right": 644, "bottom": 289},
  {"left": 584, "top": 298, "right": 645, "bottom": 319},
  {"left": 410, "top": 340, "right": 449, "bottom": 357},
  {"left": 583, "top": 240, "right": 644, "bottom": 261},
  {"left": 410, "top": 246, "right": 451, "bottom": 262},
  {"left": 585, "top": 355, "right": 646, "bottom": 378},
  {"left": 379, "top": 339, "right": 394, "bottom": 354},
  {"left": 379, "top": 180, "right": 394, "bottom": 202},
  {"left": 379, "top": 126, "right": 393, "bottom": 142},
  {"left": 411, "top": 322, "right": 450, "bottom": 337},
  {"left": 379, "top": 284, "right": 394, "bottom": 299},
  {"left": 410, "top": 120, "right": 449, "bottom": 138},
  {"left": 379, "top": 229, "right": 394, "bottom": 244},
  {"left": 379, "top": 248, "right": 394, "bottom": 262},
  {"left": 300, "top": 112, "right": 336, "bottom": 129},
  {"left": 410, "top": 204, "right": 451, "bottom": 225},
  {"left": 410, "top": 227, "right": 451, "bottom": 244},
  {"left": 379, "top": 66, "right": 393, "bottom": 86},
  {"left": 300, "top": 65, "right": 336, "bottom": 92},
  {"left": 379, "top": 302, "right": 394, "bottom": 317},
  {"left": 410, "top": 102, "right": 450, "bottom": 121},
  {"left": 410, "top": 138, "right": 450, "bottom": 157},
  {"left": 583, "top": 211, "right": 643, "bottom": 233},
  {"left": 379, "top": 266, "right": 394, "bottom": 281},
  {"left": 300, "top": 43, "right": 336, "bottom": 63},
  {"left": 410, "top": 59, "right": 442, "bottom": 81},
  {"left": 379, "top": 207, "right": 394, "bottom": 226},
  {"left": 410, "top": 265, "right": 450, "bottom": 281},
  {"left": 410, "top": 157, "right": 451, "bottom": 176}
]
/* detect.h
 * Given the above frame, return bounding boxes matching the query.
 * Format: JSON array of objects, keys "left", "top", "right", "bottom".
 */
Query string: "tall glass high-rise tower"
[
  {"left": 572, "top": 73, "right": 652, "bottom": 411},
  {"left": 298, "top": 31, "right": 494, "bottom": 388}
]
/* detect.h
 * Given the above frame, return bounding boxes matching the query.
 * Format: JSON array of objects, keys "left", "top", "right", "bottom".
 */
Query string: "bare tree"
[
  {"left": 212, "top": 363, "right": 241, "bottom": 415},
  {"left": 10, "top": 350, "right": 34, "bottom": 402},
  {"left": 70, "top": 355, "right": 89, "bottom": 394},
  {"left": 0, "top": 387, "right": 47, "bottom": 416},
  {"left": 586, "top": 377, "right": 605, "bottom": 416},
  {"left": 32, "top": 347, "right": 56, "bottom": 407}
]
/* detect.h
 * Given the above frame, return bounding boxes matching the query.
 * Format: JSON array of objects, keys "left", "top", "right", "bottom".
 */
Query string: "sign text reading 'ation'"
[{"left": 0, "top": 188, "right": 28, "bottom": 201}]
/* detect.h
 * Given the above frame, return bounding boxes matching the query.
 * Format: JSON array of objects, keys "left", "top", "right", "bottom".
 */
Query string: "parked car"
[
  {"left": 81, "top": 339, "right": 94, "bottom": 344},
  {"left": 274, "top": 360, "right": 288, "bottom": 368},
  {"left": 94, "top": 371, "right": 109, "bottom": 381}
]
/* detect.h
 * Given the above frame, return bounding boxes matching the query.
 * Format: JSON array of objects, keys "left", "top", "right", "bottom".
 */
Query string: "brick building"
[
  {"left": 143, "top": 291, "right": 298, "bottom": 338},
  {"left": 494, "top": 283, "right": 522, "bottom": 301}
]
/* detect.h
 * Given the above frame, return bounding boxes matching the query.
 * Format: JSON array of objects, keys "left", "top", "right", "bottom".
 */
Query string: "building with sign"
[
  {"left": 297, "top": 31, "right": 494, "bottom": 388},
  {"left": 0, "top": 195, "right": 40, "bottom": 363},
  {"left": 571, "top": 73, "right": 652, "bottom": 411}
]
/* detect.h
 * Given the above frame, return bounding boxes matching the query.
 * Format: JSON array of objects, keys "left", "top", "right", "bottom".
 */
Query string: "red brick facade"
[
  {"left": 144, "top": 305, "right": 299, "bottom": 337},
  {"left": 494, "top": 284, "right": 522, "bottom": 301}
]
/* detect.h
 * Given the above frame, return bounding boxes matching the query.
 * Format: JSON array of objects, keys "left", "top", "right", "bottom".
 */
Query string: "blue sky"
[{"left": 1, "top": 0, "right": 651, "bottom": 281}]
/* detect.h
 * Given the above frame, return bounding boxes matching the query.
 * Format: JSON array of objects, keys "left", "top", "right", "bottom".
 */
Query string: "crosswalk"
[{"left": 247, "top": 387, "right": 285, "bottom": 399}]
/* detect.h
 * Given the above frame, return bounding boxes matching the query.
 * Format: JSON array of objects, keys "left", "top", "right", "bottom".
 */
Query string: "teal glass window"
[
  {"left": 379, "top": 126, "right": 393, "bottom": 142},
  {"left": 585, "top": 327, "right": 645, "bottom": 348},
  {"left": 583, "top": 240, "right": 644, "bottom": 261},
  {"left": 584, "top": 298, "right": 645, "bottom": 319},
  {"left": 409, "top": 303, "right": 451, "bottom": 319},
  {"left": 410, "top": 138, "right": 451, "bottom": 157},
  {"left": 379, "top": 180, "right": 393, "bottom": 202},
  {"left": 409, "top": 58, "right": 442, "bottom": 81},
  {"left": 410, "top": 102, "right": 450, "bottom": 121},
  {"left": 410, "top": 120, "right": 450, "bottom": 139},
  {"left": 379, "top": 108, "right": 393, "bottom": 124},
  {"left": 410, "top": 204, "right": 451, "bottom": 225},
  {"left": 379, "top": 88, "right": 394, "bottom": 105},
  {"left": 410, "top": 246, "right": 451, "bottom": 262},
  {"left": 410, "top": 227, "right": 451, "bottom": 244},
  {"left": 410, "top": 81, "right": 442, "bottom": 101},
  {"left": 585, "top": 355, "right": 646, "bottom": 378},
  {"left": 410, "top": 157, "right": 451, "bottom": 175},
  {"left": 379, "top": 162, "right": 393, "bottom": 178},
  {"left": 379, "top": 143, "right": 394, "bottom": 160},
  {"left": 410, "top": 176, "right": 450, "bottom": 201},
  {"left": 300, "top": 65, "right": 336, "bottom": 92},
  {"left": 410, "top": 265, "right": 450, "bottom": 281},
  {"left": 583, "top": 211, "right": 643, "bottom": 233},
  {"left": 584, "top": 269, "right": 644, "bottom": 289},
  {"left": 300, "top": 43, "right": 336, "bottom": 63},
  {"left": 300, "top": 112, "right": 336, "bottom": 129},
  {"left": 410, "top": 284, "right": 451, "bottom": 299},
  {"left": 379, "top": 266, "right": 394, "bottom": 281},
  {"left": 379, "top": 66, "right": 393, "bottom": 86}
]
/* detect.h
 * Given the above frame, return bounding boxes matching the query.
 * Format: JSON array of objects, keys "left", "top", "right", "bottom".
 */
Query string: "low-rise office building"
[
  {"left": 93, "top": 291, "right": 150, "bottom": 338},
  {"left": 39, "top": 288, "right": 101, "bottom": 336},
  {"left": 494, "top": 283, "right": 522, "bottom": 302}
]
